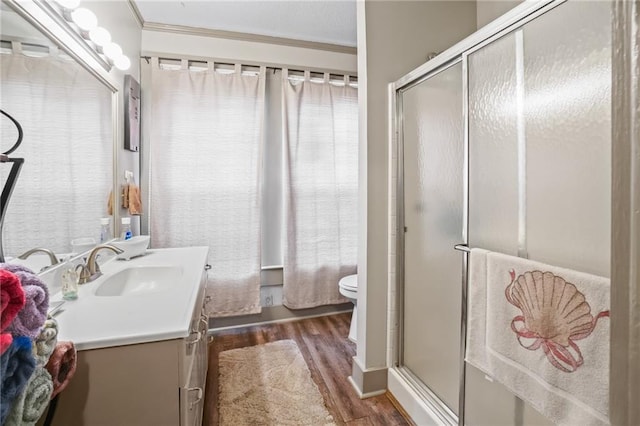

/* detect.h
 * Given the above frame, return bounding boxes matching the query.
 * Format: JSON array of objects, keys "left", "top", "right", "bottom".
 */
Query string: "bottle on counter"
[
  {"left": 121, "top": 217, "right": 133, "bottom": 240},
  {"left": 61, "top": 267, "right": 78, "bottom": 300},
  {"left": 100, "top": 217, "right": 111, "bottom": 243}
]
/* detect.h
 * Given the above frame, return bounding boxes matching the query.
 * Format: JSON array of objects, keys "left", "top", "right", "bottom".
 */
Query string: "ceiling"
[{"left": 133, "top": 0, "right": 357, "bottom": 48}]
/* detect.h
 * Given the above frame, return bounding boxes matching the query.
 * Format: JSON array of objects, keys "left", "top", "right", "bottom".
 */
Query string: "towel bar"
[{"left": 454, "top": 244, "right": 471, "bottom": 253}]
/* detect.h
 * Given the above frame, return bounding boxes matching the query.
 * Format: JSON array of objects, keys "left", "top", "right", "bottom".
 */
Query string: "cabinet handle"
[
  {"left": 204, "top": 264, "right": 212, "bottom": 271},
  {"left": 186, "top": 330, "right": 202, "bottom": 346},
  {"left": 186, "top": 387, "right": 203, "bottom": 409},
  {"left": 200, "top": 316, "right": 208, "bottom": 332}
]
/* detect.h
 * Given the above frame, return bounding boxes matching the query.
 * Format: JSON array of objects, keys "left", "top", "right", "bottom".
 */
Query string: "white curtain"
[
  {"left": 282, "top": 71, "right": 358, "bottom": 309},
  {"left": 148, "top": 59, "right": 265, "bottom": 317},
  {"left": 0, "top": 45, "right": 113, "bottom": 256}
]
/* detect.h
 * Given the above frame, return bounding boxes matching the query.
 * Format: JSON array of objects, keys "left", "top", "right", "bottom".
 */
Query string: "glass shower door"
[{"left": 400, "top": 61, "right": 464, "bottom": 415}]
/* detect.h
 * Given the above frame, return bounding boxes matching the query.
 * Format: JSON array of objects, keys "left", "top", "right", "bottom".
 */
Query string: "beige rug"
[{"left": 218, "top": 339, "right": 335, "bottom": 425}]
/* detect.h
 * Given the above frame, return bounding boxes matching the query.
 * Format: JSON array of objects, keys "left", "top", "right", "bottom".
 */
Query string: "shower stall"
[{"left": 388, "top": 0, "right": 618, "bottom": 424}]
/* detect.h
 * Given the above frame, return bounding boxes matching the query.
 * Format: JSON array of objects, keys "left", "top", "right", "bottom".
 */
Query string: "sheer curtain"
[
  {"left": 0, "top": 45, "right": 112, "bottom": 256},
  {"left": 148, "top": 59, "right": 265, "bottom": 317},
  {"left": 282, "top": 70, "right": 358, "bottom": 309}
]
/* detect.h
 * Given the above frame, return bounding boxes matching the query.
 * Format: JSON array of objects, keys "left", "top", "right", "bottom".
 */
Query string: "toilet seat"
[{"left": 339, "top": 274, "right": 358, "bottom": 291}]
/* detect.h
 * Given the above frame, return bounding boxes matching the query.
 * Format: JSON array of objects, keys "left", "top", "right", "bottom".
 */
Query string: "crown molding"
[
  {"left": 127, "top": 0, "right": 144, "bottom": 29},
  {"left": 141, "top": 21, "right": 357, "bottom": 55}
]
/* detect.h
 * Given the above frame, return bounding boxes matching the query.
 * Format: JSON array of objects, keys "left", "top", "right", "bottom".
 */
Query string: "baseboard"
[
  {"left": 209, "top": 303, "right": 353, "bottom": 331},
  {"left": 347, "top": 375, "right": 387, "bottom": 399},
  {"left": 386, "top": 390, "right": 417, "bottom": 426},
  {"left": 350, "top": 356, "right": 388, "bottom": 398}
]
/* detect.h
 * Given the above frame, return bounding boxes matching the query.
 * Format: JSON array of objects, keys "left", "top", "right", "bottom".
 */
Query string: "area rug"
[{"left": 218, "top": 339, "right": 335, "bottom": 425}]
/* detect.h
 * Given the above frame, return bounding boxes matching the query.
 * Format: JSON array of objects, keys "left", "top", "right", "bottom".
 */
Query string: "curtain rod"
[{"left": 140, "top": 54, "right": 357, "bottom": 78}]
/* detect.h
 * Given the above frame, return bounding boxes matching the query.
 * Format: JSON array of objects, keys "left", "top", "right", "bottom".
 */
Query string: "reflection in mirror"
[{"left": 0, "top": 2, "right": 113, "bottom": 260}]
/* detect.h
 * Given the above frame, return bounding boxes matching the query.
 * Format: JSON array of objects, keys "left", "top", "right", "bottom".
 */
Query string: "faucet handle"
[{"left": 76, "top": 264, "right": 92, "bottom": 285}]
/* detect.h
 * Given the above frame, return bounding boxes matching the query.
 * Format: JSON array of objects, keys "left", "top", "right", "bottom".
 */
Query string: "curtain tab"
[
  {"left": 324, "top": 72, "right": 330, "bottom": 83},
  {"left": 344, "top": 75, "right": 349, "bottom": 85},
  {"left": 304, "top": 70, "right": 311, "bottom": 81},
  {"left": 259, "top": 66, "right": 266, "bottom": 78},
  {"left": 10, "top": 41, "right": 22, "bottom": 55},
  {"left": 151, "top": 57, "right": 160, "bottom": 69},
  {"left": 207, "top": 61, "right": 214, "bottom": 72},
  {"left": 181, "top": 59, "right": 188, "bottom": 70},
  {"left": 282, "top": 68, "right": 289, "bottom": 80},
  {"left": 48, "top": 45, "right": 59, "bottom": 58},
  {"left": 235, "top": 63, "right": 242, "bottom": 74}
]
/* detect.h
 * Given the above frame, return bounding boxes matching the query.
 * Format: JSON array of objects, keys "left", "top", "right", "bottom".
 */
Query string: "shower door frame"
[{"left": 387, "top": 0, "right": 622, "bottom": 424}]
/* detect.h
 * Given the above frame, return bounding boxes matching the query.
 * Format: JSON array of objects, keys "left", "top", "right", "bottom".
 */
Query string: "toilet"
[{"left": 338, "top": 274, "right": 358, "bottom": 343}]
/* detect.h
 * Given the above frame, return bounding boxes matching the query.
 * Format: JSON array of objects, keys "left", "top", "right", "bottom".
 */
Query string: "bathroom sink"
[{"left": 95, "top": 266, "right": 183, "bottom": 297}]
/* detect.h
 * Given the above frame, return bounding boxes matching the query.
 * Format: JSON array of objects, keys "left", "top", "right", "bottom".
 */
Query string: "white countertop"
[{"left": 50, "top": 246, "right": 209, "bottom": 351}]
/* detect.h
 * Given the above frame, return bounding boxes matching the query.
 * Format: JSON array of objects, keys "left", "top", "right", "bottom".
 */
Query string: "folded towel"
[
  {"left": 1, "top": 333, "right": 12, "bottom": 354},
  {"left": 127, "top": 183, "right": 142, "bottom": 215},
  {"left": 1, "top": 264, "right": 49, "bottom": 339},
  {"left": 1, "top": 269, "right": 26, "bottom": 331},
  {"left": 45, "top": 341, "right": 77, "bottom": 398},
  {"left": 1, "top": 336, "right": 36, "bottom": 424},
  {"left": 466, "top": 249, "right": 610, "bottom": 425},
  {"left": 33, "top": 318, "right": 58, "bottom": 366},
  {"left": 5, "top": 366, "right": 53, "bottom": 426}
]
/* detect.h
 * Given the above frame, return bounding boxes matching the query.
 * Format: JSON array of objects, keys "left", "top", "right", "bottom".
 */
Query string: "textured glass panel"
[
  {"left": 464, "top": 1, "right": 611, "bottom": 424},
  {"left": 524, "top": 1, "right": 612, "bottom": 278},
  {"left": 468, "top": 32, "right": 519, "bottom": 255},
  {"left": 401, "top": 62, "right": 463, "bottom": 412},
  {"left": 467, "top": 31, "right": 551, "bottom": 426}
]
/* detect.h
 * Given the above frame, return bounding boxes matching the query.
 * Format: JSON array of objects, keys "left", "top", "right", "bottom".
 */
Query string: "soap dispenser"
[{"left": 121, "top": 217, "right": 133, "bottom": 240}]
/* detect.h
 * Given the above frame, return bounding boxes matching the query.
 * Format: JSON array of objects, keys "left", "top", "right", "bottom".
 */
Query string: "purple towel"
[
  {"left": 1, "top": 336, "right": 36, "bottom": 424},
  {"left": 0, "top": 264, "right": 49, "bottom": 339}
]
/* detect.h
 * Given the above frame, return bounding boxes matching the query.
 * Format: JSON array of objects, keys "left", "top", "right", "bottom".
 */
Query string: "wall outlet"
[{"left": 260, "top": 286, "right": 283, "bottom": 307}]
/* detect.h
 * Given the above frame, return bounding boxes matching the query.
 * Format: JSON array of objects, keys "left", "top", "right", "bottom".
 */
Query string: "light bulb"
[
  {"left": 114, "top": 55, "right": 131, "bottom": 71},
  {"left": 89, "top": 27, "right": 111, "bottom": 47},
  {"left": 56, "top": 0, "right": 81, "bottom": 9},
  {"left": 71, "top": 8, "right": 97, "bottom": 31},
  {"left": 103, "top": 42, "right": 122, "bottom": 60}
]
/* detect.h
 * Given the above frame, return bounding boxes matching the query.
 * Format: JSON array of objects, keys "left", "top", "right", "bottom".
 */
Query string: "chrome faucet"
[
  {"left": 17, "top": 248, "right": 60, "bottom": 270},
  {"left": 76, "top": 244, "right": 123, "bottom": 284}
]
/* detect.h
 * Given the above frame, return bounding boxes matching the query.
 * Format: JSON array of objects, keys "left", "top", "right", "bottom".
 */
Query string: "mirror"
[{"left": 0, "top": 1, "right": 117, "bottom": 264}]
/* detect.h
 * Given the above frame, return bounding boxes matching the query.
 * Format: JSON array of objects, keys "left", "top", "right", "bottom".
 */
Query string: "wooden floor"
[{"left": 203, "top": 313, "right": 410, "bottom": 426}]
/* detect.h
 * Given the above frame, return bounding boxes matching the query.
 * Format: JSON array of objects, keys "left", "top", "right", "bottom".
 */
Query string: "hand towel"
[
  {"left": 1, "top": 263, "right": 49, "bottom": 339},
  {"left": 107, "top": 189, "right": 113, "bottom": 215},
  {"left": 127, "top": 183, "right": 142, "bottom": 215},
  {"left": 1, "top": 336, "right": 36, "bottom": 424},
  {"left": 122, "top": 183, "right": 129, "bottom": 208},
  {"left": 1, "top": 333, "right": 12, "bottom": 354},
  {"left": 4, "top": 366, "right": 53, "bottom": 426},
  {"left": 33, "top": 317, "right": 58, "bottom": 366},
  {"left": 1, "top": 269, "right": 26, "bottom": 331},
  {"left": 466, "top": 249, "right": 610, "bottom": 425},
  {"left": 45, "top": 341, "right": 77, "bottom": 398}
]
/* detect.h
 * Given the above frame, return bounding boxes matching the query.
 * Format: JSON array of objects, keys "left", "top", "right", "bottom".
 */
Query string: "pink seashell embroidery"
[{"left": 505, "top": 269, "right": 609, "bottom": 373}]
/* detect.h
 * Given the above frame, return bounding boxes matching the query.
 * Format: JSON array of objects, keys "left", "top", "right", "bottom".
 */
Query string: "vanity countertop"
[{"left": 50, "top": 246, "right": 209, "bottom": 351}]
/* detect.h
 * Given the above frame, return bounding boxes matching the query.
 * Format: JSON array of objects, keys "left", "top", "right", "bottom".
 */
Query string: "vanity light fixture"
[
  {"left": 51, "top": 0, "right": 131, "bottom": 73},
  {"left": 88, "top": 27, "right": 111, "bottom": 47},
  {"left": 70, "top": 7, "right": 97, "bottom": 31},
  {"left": 55, "top": 0, "right": 81, "bottom": 10},
  {"left": 102, "top": 42, "right": 122, "bottom": 61},
  {"left": 113, "top": 55, "right": 131, "bottom": 71}
]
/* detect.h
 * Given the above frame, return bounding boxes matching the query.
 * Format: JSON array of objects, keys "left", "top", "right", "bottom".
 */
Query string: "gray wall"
[
  {"left": 477, "top": 1, "right": 523, "bottom": 28},
  {"left": 355, "top": 0, "right": 477, "bottom": 388}
]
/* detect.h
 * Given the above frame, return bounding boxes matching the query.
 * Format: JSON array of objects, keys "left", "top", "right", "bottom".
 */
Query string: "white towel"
[{"left": 466, "top": 249, "right": 610, "bottom": 425}]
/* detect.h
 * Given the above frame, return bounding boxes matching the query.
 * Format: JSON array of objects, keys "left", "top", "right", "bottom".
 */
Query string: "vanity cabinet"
[{"left": 45, "top": 271, "right": 209, "bottom": 426}]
